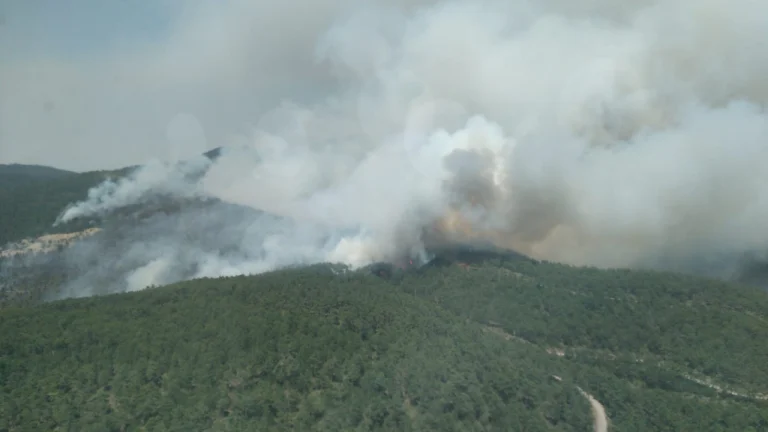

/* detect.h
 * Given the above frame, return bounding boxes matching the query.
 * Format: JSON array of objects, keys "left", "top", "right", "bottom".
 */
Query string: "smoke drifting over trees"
[{"left": 6, "top": 0, "right": 768, "bottom": 295}]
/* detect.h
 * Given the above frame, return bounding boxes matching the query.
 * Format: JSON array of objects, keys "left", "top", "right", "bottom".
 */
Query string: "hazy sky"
[
  {"left": 0, "top": 0, "right": 655, "bottom": 172},
  {"left": 0, "top": 0, "right": 360, "bottom": 171}
]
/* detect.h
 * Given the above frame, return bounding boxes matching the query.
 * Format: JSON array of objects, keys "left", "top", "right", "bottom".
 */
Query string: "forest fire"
[
  {"left": 423, "top": 208, "right": 508, "bottom": 253},
  {"left": 366, "top": 207, "right": 536, "bottom": 281}
]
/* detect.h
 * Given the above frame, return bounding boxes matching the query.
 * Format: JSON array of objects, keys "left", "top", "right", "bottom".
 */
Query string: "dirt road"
[{"left": 577, "top": 387, "right": 608, "bottom": 432}]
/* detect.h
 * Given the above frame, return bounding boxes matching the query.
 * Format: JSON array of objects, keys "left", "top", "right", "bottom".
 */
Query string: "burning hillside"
[{"left": 8, "top": 0, "right": 768, "bottom": 298}]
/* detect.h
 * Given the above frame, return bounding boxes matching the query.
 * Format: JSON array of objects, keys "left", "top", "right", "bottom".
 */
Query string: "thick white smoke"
[
  {"left": 41, "top": 0, "right": 768, "bottom": 294},
  {"left": 55, "top": 156, "right": 212, "bottom": 224}
]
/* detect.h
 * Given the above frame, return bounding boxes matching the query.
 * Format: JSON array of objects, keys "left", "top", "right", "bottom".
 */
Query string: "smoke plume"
[{"left": 17, "top": 0, "right": 768, "bottom": 295}]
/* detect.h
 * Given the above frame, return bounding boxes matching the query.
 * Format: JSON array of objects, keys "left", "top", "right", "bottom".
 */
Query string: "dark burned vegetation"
[{"left": 2, "top": 248, "right": 768, "bottom": 431}]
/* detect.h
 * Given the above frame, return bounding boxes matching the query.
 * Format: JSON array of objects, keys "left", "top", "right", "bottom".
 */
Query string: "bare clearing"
[{"left": 0, "top": 228, "right": 101, "bottom": 258}]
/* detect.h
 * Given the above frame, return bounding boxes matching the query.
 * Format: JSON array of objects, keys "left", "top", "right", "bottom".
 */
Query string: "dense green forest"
[
  {"left": 2, "top": 250, "right": 768, "bottom": 430},
  {"left": 1, "top": 158, "right": 768, "bottom": 430}
]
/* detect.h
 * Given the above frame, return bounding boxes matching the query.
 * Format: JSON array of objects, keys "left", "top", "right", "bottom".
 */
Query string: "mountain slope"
[
  {"left": 400, "top": 251, "right": 768, "bottom": 393},
  {"left": 0, "top": 164, "right": 75, "bottom": 186},
  {"left": 0, "top": 169, "right": 128, "bottom": 247},
  {"left": 0, "top": 196, "right": 274, "bottom": 306},
  {"left": 0, "top": 149, "right": 223, "bottom": 247},
  {"left": 1, "top": 257, "right": 767, "bottom": 431},
  {"left": 0, "top": 266, "right": 593, "bottom": 432}
]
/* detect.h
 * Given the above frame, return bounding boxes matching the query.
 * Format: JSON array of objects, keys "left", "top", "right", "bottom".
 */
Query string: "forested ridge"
[
  {"left": 0, "top": 150, "right": 221, "bottom": 247},
  {"left": 0, "top": 168, "right": 126, "bottom": 246},
  {"left": 2, "top": 253, "right": 768, "bottom": 431},
  {"left": 0, "top": 164, "right": 74, "bottom": 186}
]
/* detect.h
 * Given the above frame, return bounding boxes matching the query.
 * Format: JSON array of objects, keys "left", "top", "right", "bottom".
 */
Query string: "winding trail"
[
  {"left": 482, "top": 324, "right": 610, "bottom": 430},
  {"left": 577, "top": 387, "right": 609, "bottom": 432}
]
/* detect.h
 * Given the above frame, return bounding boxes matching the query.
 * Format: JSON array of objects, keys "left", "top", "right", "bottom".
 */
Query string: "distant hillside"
[
  {"left": 0, "top": 149, "right": 224, "bottom": 247},
  {"left": 0, "top": 163, "right": 75, "bottom": 182},
  {"left": 0, "top": 164, "right": 76, "bottom": 191},
  {"left": 0, "top": 169, "right": 125, "bottom": 246},
  {"left": 0, "top": 196, "right": 272, "bottom": 305},
  {"left": 1, "top": 252, "right": 767, "bottom": 430}
]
